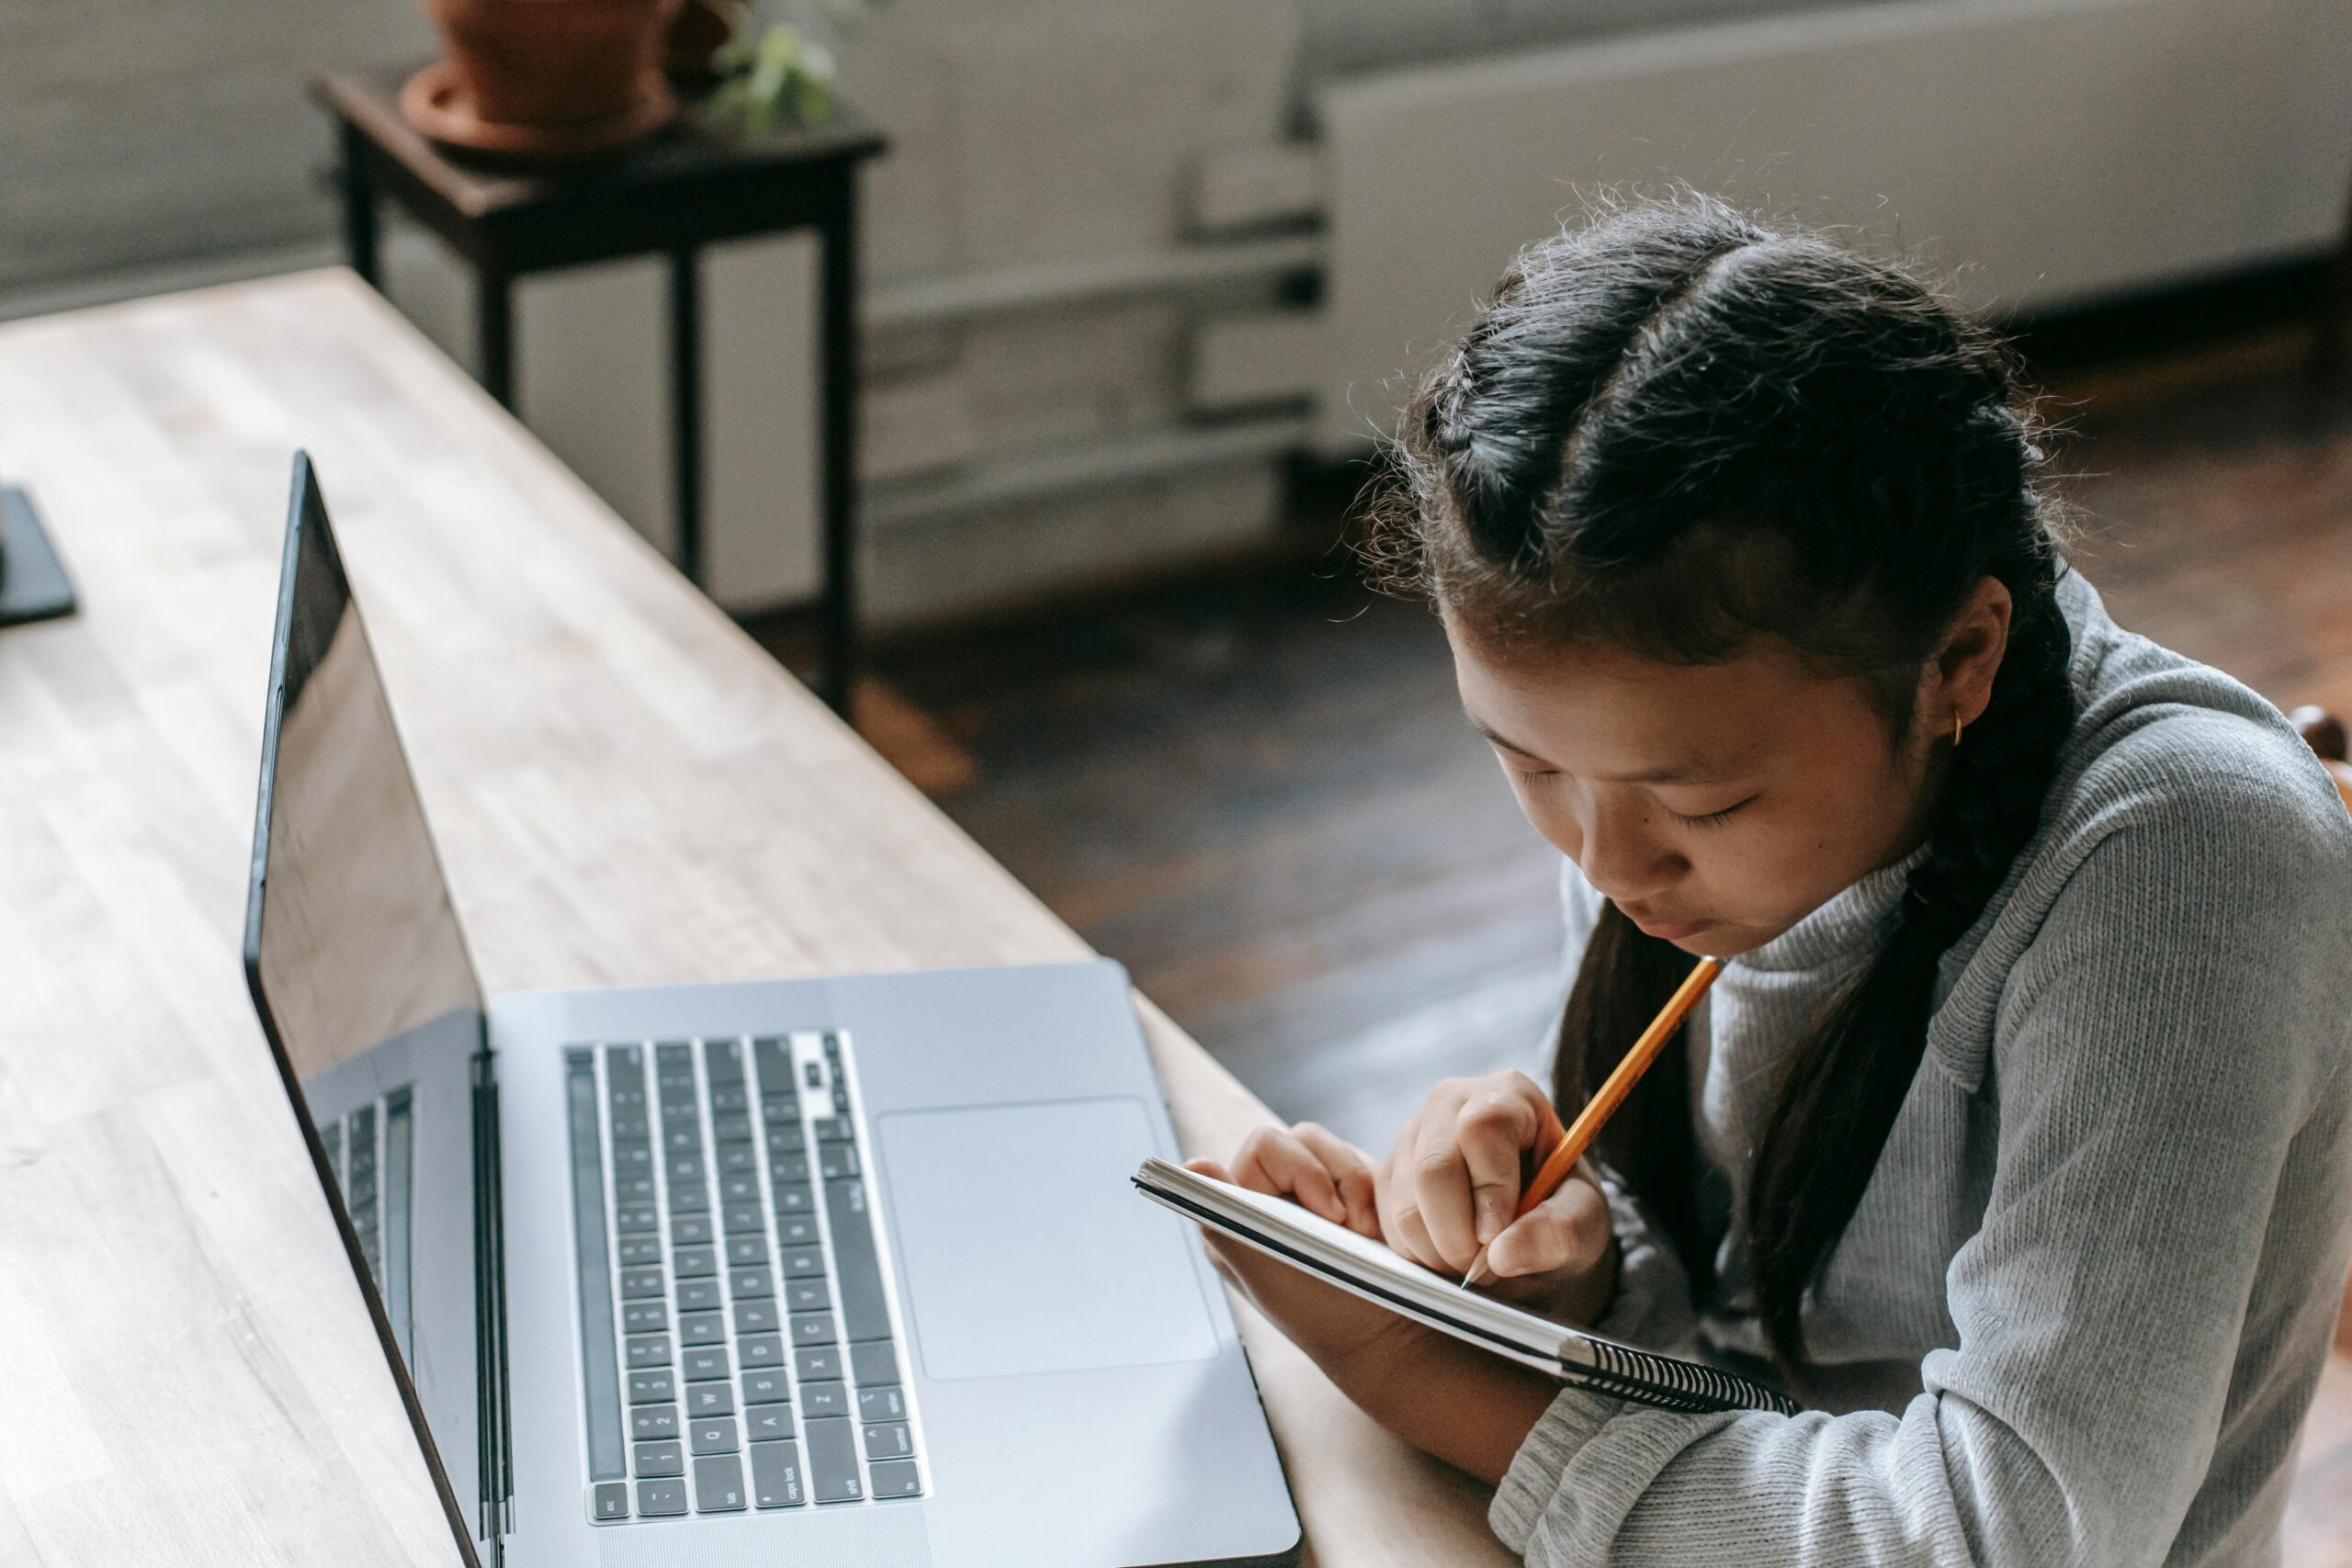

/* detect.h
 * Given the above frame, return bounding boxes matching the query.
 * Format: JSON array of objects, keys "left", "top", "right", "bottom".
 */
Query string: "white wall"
[{"left": 1313, "top": 0, "right": 2352, "bottom": 453}]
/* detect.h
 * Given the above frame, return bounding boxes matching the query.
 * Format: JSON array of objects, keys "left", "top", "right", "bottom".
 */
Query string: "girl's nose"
[{"left": 1577, "top": 799, "right": 1685, "bottom": 905}]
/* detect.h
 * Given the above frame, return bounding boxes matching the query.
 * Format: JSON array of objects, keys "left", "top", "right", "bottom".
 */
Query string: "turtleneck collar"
[{"left": 1728, "top": 843, "right": 1925, "bottom": 976}]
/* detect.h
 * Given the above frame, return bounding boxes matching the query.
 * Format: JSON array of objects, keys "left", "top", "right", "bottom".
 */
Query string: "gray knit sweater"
[{"left": 1494, "top": 573, "right": 2352, "bottom": 1568}]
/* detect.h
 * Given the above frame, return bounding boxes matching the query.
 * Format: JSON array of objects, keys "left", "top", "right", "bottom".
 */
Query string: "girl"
[{"left": 1190, "top": 197, "right": 2352, "bottom": 1566}]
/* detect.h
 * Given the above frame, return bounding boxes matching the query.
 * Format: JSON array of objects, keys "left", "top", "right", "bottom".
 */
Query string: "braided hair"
[{"left": 1368, "top": 195, "right": 2077, "bottom": 1371}]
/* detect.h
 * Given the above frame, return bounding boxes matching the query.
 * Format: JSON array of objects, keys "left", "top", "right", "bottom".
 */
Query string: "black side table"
[{"left": 314, "top": 67, "right": 886, "bottom": 714}]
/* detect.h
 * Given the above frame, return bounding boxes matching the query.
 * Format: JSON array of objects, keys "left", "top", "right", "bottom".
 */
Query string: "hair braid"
[{"left": 1747, "top": 559, "right": 2075, "bottom": 1366}]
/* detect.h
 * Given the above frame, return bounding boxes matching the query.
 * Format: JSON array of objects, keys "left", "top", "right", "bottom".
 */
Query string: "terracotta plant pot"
[
  {"left": 424, "top": 0, "right": 682, "bottom": 129},
  {"left": 664, "top": 0, "right": 739, "bottom": 87}
]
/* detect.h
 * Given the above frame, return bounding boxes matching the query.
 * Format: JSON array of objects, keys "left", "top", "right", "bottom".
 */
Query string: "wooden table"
[
  {"left": 314, "top": 68, "right": 887, "bottom": 714},
  {"left": 0, "top": 271, "right": 1509, "bottom": 1567}
]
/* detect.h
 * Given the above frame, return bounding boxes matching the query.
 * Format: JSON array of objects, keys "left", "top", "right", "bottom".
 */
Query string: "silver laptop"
[{"left": 243, "top": 454, "right": 1302, "bottom": 1568}]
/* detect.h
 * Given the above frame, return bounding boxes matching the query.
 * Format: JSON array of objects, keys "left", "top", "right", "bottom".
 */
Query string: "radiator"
[{"left": 1313, "top": 0, "right": 2352, "bottom": 454}]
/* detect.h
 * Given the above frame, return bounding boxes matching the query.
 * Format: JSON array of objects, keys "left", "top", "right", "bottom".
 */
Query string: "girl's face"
[{"left": 1447, "top": 592, "right": 2005, "bottom": 957}]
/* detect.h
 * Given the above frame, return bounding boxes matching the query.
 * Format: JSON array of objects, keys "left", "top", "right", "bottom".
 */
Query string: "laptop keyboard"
[
  {"left": 321, "top": 1085, "right": 416, "bottom": 1365},
  {"left": 564, "top": 1032, "right": 924, "bottom": 1525}
]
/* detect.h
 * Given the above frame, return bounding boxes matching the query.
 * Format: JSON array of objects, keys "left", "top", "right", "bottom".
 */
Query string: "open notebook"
[{"left": 1135, "top": 1156, "right": 1798, "bottom": 1416}]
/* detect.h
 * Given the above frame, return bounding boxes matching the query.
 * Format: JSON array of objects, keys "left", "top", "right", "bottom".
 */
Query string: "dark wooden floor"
[{"left": 862, "top": 331, "right": 2352, "bottom": 1153}]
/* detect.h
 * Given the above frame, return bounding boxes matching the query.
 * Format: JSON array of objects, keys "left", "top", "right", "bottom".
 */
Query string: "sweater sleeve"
[{"left": 1494, "top": 775, "right": 2352, "bottom": 1568}]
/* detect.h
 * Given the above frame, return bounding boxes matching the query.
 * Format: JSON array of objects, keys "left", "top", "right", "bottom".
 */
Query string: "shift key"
[
  {"left": 804, "top": 1418, "right": 864, "bottom": 1502},
  {"left": 823, "top": 1179, "right": 890, "bottom": 1342}
]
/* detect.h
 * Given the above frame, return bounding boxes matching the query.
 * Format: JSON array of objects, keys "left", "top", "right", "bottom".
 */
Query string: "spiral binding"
[{"left": 1570, "top": 1339, "right": 1799, "bottom": 1416}]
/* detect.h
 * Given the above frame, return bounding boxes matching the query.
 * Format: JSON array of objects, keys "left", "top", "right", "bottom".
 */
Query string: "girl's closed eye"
[{"left": 1668, "top": 796, "right": 1755, "bottom": 827}]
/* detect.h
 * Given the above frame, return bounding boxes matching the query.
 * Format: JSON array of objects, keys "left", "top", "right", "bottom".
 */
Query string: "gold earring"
[{"left": 1952, "top": 713, "right": 1965, "bottom": 747}]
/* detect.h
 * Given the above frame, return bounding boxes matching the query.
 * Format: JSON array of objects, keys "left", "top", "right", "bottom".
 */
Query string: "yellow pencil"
[{"left": 1460, "top": 954, "right": 1724, "bottom": 1289}]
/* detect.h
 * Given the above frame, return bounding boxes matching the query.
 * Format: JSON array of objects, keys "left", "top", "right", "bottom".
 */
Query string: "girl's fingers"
[
  {"left": 1292, "top": 1122, "right": 1382, "bottom": 1237},
  {"left": 1454, "top": 1078, "right": 1545, "bottom": 1245},
  {"left": 1231, "top": 1126, "right": 1347, "bottom": 1225},
  {"left": 1409, "top": 1108, "right": 1479, "bottom": 1269},
  {"left": 1486, "top": 1177, "right": 1611, "bottom": 1280}
]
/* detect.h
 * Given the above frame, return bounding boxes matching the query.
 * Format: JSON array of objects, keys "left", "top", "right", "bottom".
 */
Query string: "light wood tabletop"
[{"left": 0, "top": 271, "right": 1510, "bottom": 1567}]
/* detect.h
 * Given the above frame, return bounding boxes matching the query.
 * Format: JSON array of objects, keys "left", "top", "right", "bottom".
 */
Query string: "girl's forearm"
[{"left": 1329, "top": 1324, "right": 1563, "bottom": 1486}]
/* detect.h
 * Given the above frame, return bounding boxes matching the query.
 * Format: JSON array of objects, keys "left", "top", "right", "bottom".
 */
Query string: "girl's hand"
[
  {"left": 1186, "top": 1123, "right": 1423, "bottom": 1374},
  {"left": 1376, "top": 1072, "right": 1620, "bottom": 1323}
]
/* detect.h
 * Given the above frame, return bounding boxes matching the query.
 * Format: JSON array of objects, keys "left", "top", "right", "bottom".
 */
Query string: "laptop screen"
[{"left": 243, "top": 455, "right": 497, "bottom": 1563}]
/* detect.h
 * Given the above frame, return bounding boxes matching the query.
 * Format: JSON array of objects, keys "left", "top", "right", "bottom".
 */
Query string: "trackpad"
[{"left": 876, "top": 1099, "right": 1220, "bottom": 1380}]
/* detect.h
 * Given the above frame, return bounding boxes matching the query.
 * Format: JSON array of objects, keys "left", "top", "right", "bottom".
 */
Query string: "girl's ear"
[{"left": 1932, "top": 576, "right": 2014, "bottom": 733}]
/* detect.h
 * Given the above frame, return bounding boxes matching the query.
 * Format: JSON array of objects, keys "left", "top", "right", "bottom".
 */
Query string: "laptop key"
[
  {"left": 805, "top": 1418, "right": 863, "bottom": 1502},
  {"left": 730, "top": 1269, "right": 774, "bottom": 1299},
  {"left": 857, "top": 1385, "right": 906, "bottom": 1422},
  {"left": 851, "top": 1340, "right": 900, "bottom": 1389},
  {"left": 723, "top": 1203, "right": 763, "bottom": 1235},
  {"left": 677, "top": 1279, "right": 721, "bottom": 1313},
  {"left": 725, "top": 1236, "right": 769, "bottom": 1267},
  {"left": 825, "top": 1179, "right": 892, "bottom": 1342},
  {"left": 769, "top": 1153, "right": 811, "bottom": 1183},
  {"left": 764, "top": 1123, "right": 808, "bottom": 1157},
  {"left": 610, "top": 1111, "right": 650, "bottom": 1139},
  {"left": 679, "top": 1312, "right": 726, "bottom": 1347},
  {"left": 681, "top": 1347, "right": 730, "bottom": 1382},
  {"left": 689, "top": 1417, "right": 740, "bottom": 1455},
  {"left": 812, "top": 1117, "right": 854, "bottom": 1145},
  {"left": 686, "top": 1382, "right": 735, "bottom": 1417},
  {"left": 592, "top": 1481, "right": 630, "bottom": 1520},
  {"left": 619, "top": 1269, "right": 664, "bottom": 1300},
  {"left": 622, "top": 1301, "right": 668, "bottom": 1334},
  {"left": 667, "top": 1184, "right": 709, "bottom": 1215},
  {"left": 771, "top": 1182, "right": 814, "bottom": 1215},
  {"left": 742, "top": 1368, "right": 790, "bottom": 1404},
  {"left": 791, "top": 1312, "right": 837, "bottom": 1347},
  {"left": 628, "top": 1370, "right": 675, "bottom": 1404},
  {"left": 750, "top": 1439, "right": 807, "bottom": 1507},
  {"left": 710, "top": 1084, "right": 749, "bottom": 1112},
  {"left": 712, "top": 1112, "right": 753, "bottom": 1145},
  {"left": 800, "top": 1380, "right": 848, "bottom": 1417},
  {"left": 637, "top": 1478, "right": 688, "bottom": 1517},
  {"left": 819, "top": 1143, "right": 860, "bottom": 1180},
  {"left": 743, "top": 1403, "right": 794, "bottom": 1442},
  {"left": 629, "top": 1404, "right": 679, "bottom": 1441},
  {"left": 862, "top": 1422, "right": 914, "bottom": 1461},
  {"left": 632, "top": 1439, "right": 684, "bottom": 1478},
  {"left": 719, "top": 1173, "right": 761, "bottom": 1205},
  {"left": 718, "top": 1144, "right": 759, "bottom": 1174},
  {"left": 617, "top": 1236, "right": 662, "bottom": 1268},
  {"left": 616, "top": 1203, "right": 658, "bottom": 1234},
  {"left": 786, "top": 1278, "right": 830, "bottom": 1313},
  {"left": 693, "top": 1453, "right": 747, "bottom": 1513},
  {"left": 624, "top": 1334, "right": 673, "bottom": 1371},
  {"left": 776, "top": 1215, "right": 820, "bottom": 1247},
  {"left": 666, "top": 1154, "right": 707, "bottom": 1185},
  {"left": 735, "top": 1300, "right": 781, "bottom": 1336},
  {"left": 663, "top": 1125, "right": 701, "bottom": 1154},
  {"left": 795, "top": 1347, "right": 841, "bottom": 1382},
  {"left": 739, "top": 1334, "right": 786, "bottom": 1371},
  {"left": 671, "top": 1214, "right": 715, "bottom": 1247},
  {"left": 869, "top": 1461, "right": 922, "bottom": 1499}
]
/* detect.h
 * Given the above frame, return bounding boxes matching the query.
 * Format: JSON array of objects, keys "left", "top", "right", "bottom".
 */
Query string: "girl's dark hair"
[{"left": 1368, "top": 195, "right": 2076, "bottom": 1371}]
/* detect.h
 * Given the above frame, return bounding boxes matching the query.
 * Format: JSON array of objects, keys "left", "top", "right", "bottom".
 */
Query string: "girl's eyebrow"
[{"left": 1465, "top": 716, "right": 1735, "bottom": 785}]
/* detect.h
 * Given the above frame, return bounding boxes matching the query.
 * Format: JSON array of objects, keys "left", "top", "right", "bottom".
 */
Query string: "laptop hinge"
[{"left": 470, "top": 1048, "right": 513, "bottom": 1565}]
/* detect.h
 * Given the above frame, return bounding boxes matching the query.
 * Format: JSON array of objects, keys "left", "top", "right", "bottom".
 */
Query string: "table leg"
[
  {"left": 336, "top": 122, "right": 380, "bottom": 288},
  {"left": 669, "top": 249, "right": 706, "bottom": 588},
  {"left": 477, "top": 272, "right": 515, "bottom": 412},
  {"left": 817, "top": 175, "right": 862, "bottom": 717}
]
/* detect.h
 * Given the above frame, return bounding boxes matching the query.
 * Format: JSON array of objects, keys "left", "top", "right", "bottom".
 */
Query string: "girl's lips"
[{"left": 1625, "top": 909, "right": 1712, "bottom": 942}]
